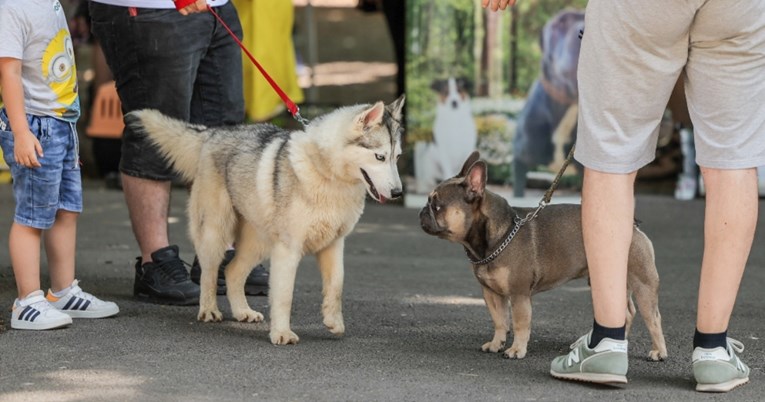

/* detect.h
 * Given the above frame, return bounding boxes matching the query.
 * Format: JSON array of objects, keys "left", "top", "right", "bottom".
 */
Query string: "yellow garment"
[{"left": 233, "top": 0, "right": 304, "bottom": 122}]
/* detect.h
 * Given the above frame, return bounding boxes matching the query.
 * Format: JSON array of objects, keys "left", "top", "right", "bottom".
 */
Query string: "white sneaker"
[
  {"left": 11, "top": 290, "right": 73, "bottom": 330},
  {"left": 47, "top": 280, "right": 120, "bottom": 319}
]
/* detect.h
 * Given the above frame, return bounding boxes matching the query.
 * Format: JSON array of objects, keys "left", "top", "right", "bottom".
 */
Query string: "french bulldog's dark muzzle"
[{"left": 418, "top": 202, "right": 443, "bottom": 235}]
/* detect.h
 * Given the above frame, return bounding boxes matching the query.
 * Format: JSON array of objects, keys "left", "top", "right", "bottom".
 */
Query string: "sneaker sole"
[
  {"left": 550, "top": 370, "right": 628, "bottom": 385},
  {"left": 11, "top": 316, "right": 72, "bottom": 330},
  {"left": 696, "top": 377, "right": 749, "bottom": 392},
  {"left": 63, "top": 305, "right": 120, "bottom": 319},
  {"left": 133, "top": 290, "right": 199, "bottom": 306}
]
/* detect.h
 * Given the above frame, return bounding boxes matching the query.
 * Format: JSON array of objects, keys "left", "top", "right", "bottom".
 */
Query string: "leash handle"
[{"left": 207, "top": 5, "right": 307, "bottom": 126}]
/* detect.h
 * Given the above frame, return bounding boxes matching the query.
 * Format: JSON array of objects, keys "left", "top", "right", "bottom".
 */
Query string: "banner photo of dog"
[
  {"left": 403, "top": 1, "right": 588, "bottom": 208},
  {"left": 403, "top": 1, "right": 762, "bottom": 207}
]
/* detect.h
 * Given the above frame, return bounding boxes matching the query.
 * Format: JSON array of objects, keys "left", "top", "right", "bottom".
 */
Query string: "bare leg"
[
  {"left": 696, "top": 167, "right": 757, "bottom": 333},
  {"left": 582, "top": 168, "right": 637, "bottom": 327},
  {"left": 44, "top": 210, "right": 79, "bottom": 292},
  {"left": 9, "top": 223, "right": 42, "bottom": 298},
  {"left": 122, "top": 174, "right": 172, "bottom": 261}
]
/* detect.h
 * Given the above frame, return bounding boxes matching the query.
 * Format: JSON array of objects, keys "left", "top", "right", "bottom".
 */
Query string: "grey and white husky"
[{"left": 127, "top": 96, "right": 405, "bottom": 345}]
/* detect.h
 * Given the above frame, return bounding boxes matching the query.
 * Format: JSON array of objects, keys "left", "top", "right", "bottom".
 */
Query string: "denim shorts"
[
  {"left": 89, "top": 2, "right": 245, "bottom": 181},
  {"left": 0, "top": 109, "right": 83, "bottom": 229}
]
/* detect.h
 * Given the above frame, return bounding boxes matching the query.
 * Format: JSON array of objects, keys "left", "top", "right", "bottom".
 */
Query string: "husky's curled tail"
[{"left": 125, "top": 110, "right": 209, "bottom": 183}]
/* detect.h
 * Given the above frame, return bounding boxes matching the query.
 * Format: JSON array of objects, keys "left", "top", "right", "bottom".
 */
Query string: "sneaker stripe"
[
  {"left": 79, "top": 300, "right": 91, "bottom": 310},
  {"left": 19, "top": 306, "right": 35, "bottom": 321},
  {"left": 71, "top": 298, "right": 84, "bottom": 310},
  {"left": 63, "top": 297, "right": 77, "bottom": 310},
  {"left": 19, "top": 306, "right": 41, "bottom": 322}
]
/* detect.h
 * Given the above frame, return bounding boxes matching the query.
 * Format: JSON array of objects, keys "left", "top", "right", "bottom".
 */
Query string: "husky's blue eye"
[{"left": 375, "top": 154, "right": 386, "bottom": 162}]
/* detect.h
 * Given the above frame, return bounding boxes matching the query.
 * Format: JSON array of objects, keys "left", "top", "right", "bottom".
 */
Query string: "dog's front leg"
[
  {"left": 269, "top": 242, "right": 301, "bottom": 345},
  {"left": 317, "top": 238, "right": 345, "bottom": 336},
  {"left": 480, "top": 286, "right": 509, "bottom": 354},
  {"left": 505, "top": 294, "right": 532, "bottom": 359}
]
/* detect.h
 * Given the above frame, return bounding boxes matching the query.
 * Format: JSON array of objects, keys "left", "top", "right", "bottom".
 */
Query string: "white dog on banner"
[{"left": 414, "top": 77, "right": 478, "bottom": 193}]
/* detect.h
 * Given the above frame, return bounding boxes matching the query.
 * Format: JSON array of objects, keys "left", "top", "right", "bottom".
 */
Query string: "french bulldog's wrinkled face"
[{"left": 419, "top": 151, "right": 486, "bottom": 243}]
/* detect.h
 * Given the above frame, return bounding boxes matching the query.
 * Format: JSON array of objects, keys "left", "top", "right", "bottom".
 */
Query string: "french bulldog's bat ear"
[
  {"left": 458, "top": 151, "right": 481, "bottom": 178},
  {"left": 466, "top": 160, "right": 487, "bottom": 200},
  {"left": 358, "top": 101, "right": 385, "bottom": 129}
]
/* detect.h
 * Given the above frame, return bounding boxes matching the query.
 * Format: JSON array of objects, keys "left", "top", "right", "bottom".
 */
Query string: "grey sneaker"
[
  {"left": 693, "top": 338, "right": 750, "bottom": 392},
  {"left": 550, "top": 331, "right": 628, "bottom": 385}
]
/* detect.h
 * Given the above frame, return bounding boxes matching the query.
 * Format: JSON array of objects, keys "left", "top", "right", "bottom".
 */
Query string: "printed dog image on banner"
[
  {"left": 413, "top": 77, "right": 478, "bottom": 193},
  {"left": 404, "top": 1, "right": 589, "bottom": 204}
]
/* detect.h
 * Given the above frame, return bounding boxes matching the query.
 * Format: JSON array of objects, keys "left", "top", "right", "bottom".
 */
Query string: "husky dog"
[{"left": 127, "top": 96, "right": 405, "bottom": 345}]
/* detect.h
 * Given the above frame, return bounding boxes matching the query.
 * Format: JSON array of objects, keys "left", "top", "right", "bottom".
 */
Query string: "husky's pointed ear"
[
  {"left": 358, "top": 101, "right": 386, "bottom": 130},
  {"left": 386, "top": 94, "right": 406, "bottom": 117},
  {"left": 457, "top": 151, "right": 481, "bottom": 178},
  {"left": 466, "top": 160, "right": 487, "bottom": 201}
]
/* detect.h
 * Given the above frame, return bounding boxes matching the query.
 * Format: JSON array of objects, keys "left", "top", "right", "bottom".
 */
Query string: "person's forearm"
[{"left": 0, "top": 58, "right": 30, "bottom": 135}]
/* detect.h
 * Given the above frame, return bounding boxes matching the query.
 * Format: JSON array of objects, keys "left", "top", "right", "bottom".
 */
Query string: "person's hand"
[
  {"left": 481, "top": 0, "right": 517, "bottom": 11},
  {"left": 13, "top": 129, "right": 43, "bottom": 168},
  {"left": 178, "top": 0, "right": 208, "bottom": 16}
]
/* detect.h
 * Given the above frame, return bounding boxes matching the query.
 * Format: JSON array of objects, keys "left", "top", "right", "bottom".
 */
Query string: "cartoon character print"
[{"left": 41, "top": 28, "right": 78, "bottom": 117}]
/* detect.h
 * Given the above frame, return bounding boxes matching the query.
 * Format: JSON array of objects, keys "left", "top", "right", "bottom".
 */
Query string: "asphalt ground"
[{"left": 1, "top": 181, "right": 764, "bottom": 401}]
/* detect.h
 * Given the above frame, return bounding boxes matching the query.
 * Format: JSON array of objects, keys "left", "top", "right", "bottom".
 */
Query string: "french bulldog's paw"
[
  {"left": 481, "top": 340, "right": 505, "bottom": 353},
  {"left": 198, "top": 308, "right": 223, "bottom": 322},
  {"left": 647, "top": 349, "right": 667, "bottom": 362},
  {"left": 323, "top": 314, "right": 345, "bottom": 336},
  {"left": 270, "top": 329, "right": 300, "bottom": 345},
  {"left": 502, "top": 345, "right": 527, "bottom": 359},
  {"left": 233, "top": 308, "right": 264, "bottom": 323}
]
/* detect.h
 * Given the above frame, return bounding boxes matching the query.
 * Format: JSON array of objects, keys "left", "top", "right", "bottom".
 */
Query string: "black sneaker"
[
  {"left": 190, "top": 249, "right": 269, "bottom": 296},
  {"left": 133, "top": 245, "right": 200, "bottom": 305}
]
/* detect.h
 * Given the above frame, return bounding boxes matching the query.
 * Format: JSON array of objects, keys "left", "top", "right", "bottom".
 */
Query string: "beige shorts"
[{"left": 574, "top": 0, "right": 765, "bottom": 173}]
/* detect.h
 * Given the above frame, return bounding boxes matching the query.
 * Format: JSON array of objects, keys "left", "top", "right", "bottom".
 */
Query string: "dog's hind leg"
[
  {"left": 505, "top": 294, "right": 532, "bottom": 359},
  {"left": 189, "top": 177, "right": 235, "bottom": 322},
  {"left": 631, "top": 277, "right": 668, "bottom": 361},
  {"left": 269, "top": 242, "right": 302, "bottom": 345},
  {"left": 480, "top": 286, "right": 509, "bottom": 354},
  {"left": 625, "top": 292, "right": 637, "bottom": 337},
  {"left": 317, "top": 238, "right": 345, "bottom": 336},
  {"left": 226, "top": 222, "right": 265, "bottom": 323},
  {"left": 628, "top": 231, "right": 668, "bottom": 361}
]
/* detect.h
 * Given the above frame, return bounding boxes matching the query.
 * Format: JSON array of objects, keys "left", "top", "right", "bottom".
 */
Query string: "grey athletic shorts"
[{"left": 574, "top": 0, "right": 765, "bottom": 173}]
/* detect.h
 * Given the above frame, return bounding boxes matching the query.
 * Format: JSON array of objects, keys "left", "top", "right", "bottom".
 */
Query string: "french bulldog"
[{"left": 419, "top": 151, "right": 668, "bottom": 360}]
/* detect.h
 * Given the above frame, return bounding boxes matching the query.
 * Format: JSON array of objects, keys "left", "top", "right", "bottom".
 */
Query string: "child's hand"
[{"left": 13, "top": 129, "right": 44, "bottom": 168}]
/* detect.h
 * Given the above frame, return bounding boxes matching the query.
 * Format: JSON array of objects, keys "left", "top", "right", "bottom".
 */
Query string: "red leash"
[{"left": 207, "top": 5, "right": 309, "bottom": 126}]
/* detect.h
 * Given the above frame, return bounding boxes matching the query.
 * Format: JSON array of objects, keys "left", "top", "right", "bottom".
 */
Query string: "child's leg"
[
  {"left": 9, "top": 222, "right": 43, "bottom": 298},
  {"left": 45, "top": 210, "right": 79, "bottom": 292}
]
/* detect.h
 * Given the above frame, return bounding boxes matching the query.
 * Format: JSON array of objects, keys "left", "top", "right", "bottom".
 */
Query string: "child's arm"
[{"left": 0, "top": 57, "right": 43, "bottom": 168}]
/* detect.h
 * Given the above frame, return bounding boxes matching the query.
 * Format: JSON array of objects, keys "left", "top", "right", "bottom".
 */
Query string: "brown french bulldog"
[{"left": 419, "top": 151, "right": 668, "bottom": 361}]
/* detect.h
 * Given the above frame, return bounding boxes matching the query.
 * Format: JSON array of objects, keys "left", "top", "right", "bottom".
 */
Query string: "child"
[{"left": 0, "top": 0, "right": 119, "bottom": 330}]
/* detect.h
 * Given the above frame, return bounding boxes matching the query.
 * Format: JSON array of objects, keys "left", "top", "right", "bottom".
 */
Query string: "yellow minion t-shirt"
[{"left": 0, "top": 0, "right": 80, "bottom": 122}]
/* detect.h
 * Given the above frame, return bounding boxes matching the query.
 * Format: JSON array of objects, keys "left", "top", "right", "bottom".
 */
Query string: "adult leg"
[
  {"left": 582, "top": 169, "right": 636, "bottom": 327},
  {"left": 696, "top": 168, "right": 757, "bottom": 332}
]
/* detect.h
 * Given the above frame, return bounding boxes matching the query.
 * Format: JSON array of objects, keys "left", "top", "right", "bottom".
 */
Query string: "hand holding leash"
[
  {"left": 481, "top": 0, "right": 517, "bottom": 11},
  {"left": 174, "top": 0, "right": 207, "bottom": 16}
]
